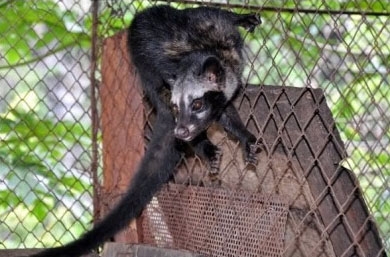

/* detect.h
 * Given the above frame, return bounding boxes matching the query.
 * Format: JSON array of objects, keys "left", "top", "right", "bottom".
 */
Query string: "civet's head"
[{"left": 169, "top": 54, "right": 239, "bottom": 141}]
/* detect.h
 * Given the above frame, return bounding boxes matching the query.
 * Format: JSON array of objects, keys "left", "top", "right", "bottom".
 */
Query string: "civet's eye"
[
  {"left": 192, "top": 99, "right": 203, "bottom": 111},
  {"left": 172, "top": 104, "right": 179, "bottom": 116}
]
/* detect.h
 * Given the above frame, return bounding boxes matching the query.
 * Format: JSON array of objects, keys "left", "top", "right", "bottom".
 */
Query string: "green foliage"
[
  {"left": 0, "top": 0, "right": 90, "bottom": 68},
  {"left": 228, "top": 0, "right": 389, "bottom": 12},
  {"left": 0, "top": 0, "right": 93, "bottom": 248},
  {"left": 0, "top": 108, "right": 92, "bottom": 247}
]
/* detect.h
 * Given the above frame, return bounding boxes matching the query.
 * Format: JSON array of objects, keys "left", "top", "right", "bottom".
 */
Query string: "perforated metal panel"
[{"left": 142, "top": 184, "right": 288, "bottom": 257}]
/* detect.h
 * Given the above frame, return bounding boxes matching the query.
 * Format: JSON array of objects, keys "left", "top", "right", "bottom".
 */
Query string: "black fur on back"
[{"left": 128, "top": 5, "right": 246, "bottom": 94}]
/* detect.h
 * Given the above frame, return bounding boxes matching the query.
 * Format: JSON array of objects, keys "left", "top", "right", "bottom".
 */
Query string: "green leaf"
[
  {"left": 0, "top": 117, "right": 14, "bottom": 133},
  {"left": 31, "top": 199, "right": 50, "bottom": 222},
  {"left": 377, "top": 153, "right": 390, "bottom": 170},
  {"left": 0, "top": 190, "right": 22, "bottom": 208},
  {"left": 60, "top": 176, "right": 90, "bottom": 194}
]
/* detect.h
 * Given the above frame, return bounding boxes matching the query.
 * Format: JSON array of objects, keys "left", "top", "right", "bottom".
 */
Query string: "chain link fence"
[
  {"left": 1, "top": 0, "right": 389, "bottom": 255},
  {"left": 0, "top": 0, "right": 94, "bottom": 248}
]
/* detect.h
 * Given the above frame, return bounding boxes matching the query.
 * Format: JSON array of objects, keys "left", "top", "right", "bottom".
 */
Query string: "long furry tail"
[{"left": 32, "top": 112, "right": 181, "bottom": 257}]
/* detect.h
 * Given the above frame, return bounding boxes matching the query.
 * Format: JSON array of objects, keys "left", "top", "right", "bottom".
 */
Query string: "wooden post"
[{"left": 100, "top": 31, "right": 144, "bottom": 243}]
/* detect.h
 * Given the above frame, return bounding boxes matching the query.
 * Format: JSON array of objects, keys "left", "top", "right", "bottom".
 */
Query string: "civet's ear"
[{"left": 201, "top": 56, "right": 225, "bottom": 85}]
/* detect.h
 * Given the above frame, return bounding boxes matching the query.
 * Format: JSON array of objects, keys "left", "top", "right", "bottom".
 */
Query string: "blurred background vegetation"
[{"left": 0, "top": 0, "right": 389, "bottom": 252}]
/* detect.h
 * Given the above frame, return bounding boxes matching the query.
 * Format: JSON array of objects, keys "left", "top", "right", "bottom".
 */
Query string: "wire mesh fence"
[
  {"left": 0, "top": 0, "right": 389, "bottom": 256},
  {"left": 0, "top": 0, "right": 94, "bottom": 248}
]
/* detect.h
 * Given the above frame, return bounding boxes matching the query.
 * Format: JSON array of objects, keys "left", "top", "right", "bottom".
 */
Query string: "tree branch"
[{"left": 0, "top": 39, "right": 89, "bottom": 70}]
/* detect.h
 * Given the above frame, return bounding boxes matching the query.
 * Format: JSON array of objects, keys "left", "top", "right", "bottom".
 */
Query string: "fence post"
[{"left": 100, "top": 31, "right": 145, "bottom": 243}]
